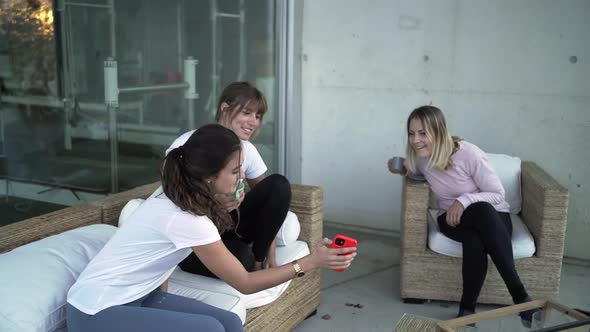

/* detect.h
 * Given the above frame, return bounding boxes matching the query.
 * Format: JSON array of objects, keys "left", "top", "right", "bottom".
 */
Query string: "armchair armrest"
[
  {"left": 290, "top": 184, "right": 323, "bottom": 248},
  {"left": 400, "top": 178, "right": 431, "bottom": 255},
  {"left": 521, "top": 161, "right": 569, "bottom": 259}
]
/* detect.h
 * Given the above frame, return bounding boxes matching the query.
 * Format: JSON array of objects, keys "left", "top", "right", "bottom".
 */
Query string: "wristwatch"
[{"left": 292, "top": 260, "right": 305, "bottom": 277}]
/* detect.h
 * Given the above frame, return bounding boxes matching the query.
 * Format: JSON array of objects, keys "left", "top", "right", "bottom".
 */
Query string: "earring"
[{"left": 206, "top": 180, "right": 211, "bottom": 184}]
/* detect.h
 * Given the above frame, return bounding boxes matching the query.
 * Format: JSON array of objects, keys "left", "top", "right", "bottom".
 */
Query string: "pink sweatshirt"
[{"left": 415, "top": 141, "right": 510, "bottom": 215}]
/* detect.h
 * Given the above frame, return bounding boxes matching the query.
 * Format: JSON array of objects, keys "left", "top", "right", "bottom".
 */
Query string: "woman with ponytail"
[{"left": 66, "top": 124, "right": 356, "bottom": 332}]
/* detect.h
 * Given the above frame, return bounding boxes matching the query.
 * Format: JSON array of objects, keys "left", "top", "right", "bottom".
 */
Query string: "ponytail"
[{"left": 161, "top": 125, "right": 240, "bottom": 233}]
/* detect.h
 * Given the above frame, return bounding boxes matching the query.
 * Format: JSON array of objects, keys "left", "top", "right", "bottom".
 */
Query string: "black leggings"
[
  {"left": 179, "top": 174, "right": 291, "bottom": 278},
  {"left": 437, "top": 201, "right": 529, "bottom": 311}
]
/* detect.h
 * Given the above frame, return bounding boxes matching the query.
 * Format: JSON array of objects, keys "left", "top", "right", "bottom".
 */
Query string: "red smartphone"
[{"left": 330, "top": 234, "right": 358, "bottom": 272}]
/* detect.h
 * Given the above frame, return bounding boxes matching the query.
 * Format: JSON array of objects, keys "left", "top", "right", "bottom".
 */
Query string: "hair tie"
[{"left": 177, "top": 145, "right": 185, "bottom": 159}]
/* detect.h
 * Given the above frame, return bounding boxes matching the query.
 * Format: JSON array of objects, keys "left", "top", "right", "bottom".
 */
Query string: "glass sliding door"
[
  {"left": 184, "top": 0, "right": 279, "bottom": 172},
  {"left": 0, "top": 0, "right": 61, "bottom": 183},
  {"left": 0, "top": 0, "right": 71, "bottom": 225},
  {"left": 0, "top": 0, "right": 281, "bottom": 225}
]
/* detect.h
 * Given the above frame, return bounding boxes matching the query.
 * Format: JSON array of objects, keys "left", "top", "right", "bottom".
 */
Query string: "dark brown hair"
[
  {"left": 161, "top": 124, "right": 241, "bottom": 233},
  {"left": 215, "top": 81, "right": 268, "bottom": 128}
]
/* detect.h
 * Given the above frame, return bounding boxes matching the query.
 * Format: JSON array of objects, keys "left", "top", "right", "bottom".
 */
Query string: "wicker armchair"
[{"left": 399, "top": 161, "right": 569, "bottom": 305}]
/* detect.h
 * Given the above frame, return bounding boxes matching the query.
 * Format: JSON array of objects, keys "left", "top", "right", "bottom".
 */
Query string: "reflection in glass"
[
  {"left": 0, "top": 0, "right": 57, "bottom": 95},
  {"left": 0, "top": 0, "right": 62, "bottom": 184},
  {"left": 0, "top": 0, "right": 279, "bottom": 225}
]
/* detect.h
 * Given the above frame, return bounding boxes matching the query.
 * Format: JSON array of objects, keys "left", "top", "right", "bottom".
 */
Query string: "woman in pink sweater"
[{"left": 389, "top": 105, "right": 535, "bottom": 326}]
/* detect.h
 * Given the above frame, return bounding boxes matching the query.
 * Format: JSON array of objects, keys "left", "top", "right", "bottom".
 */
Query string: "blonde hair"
[{"left": 405, "top": 105, "right": 462, "bottom": 173}]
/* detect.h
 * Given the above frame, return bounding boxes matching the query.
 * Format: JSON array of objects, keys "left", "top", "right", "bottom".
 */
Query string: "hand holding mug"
[{"left": 387, "top": 156, "right": 406, "bottom": 175}]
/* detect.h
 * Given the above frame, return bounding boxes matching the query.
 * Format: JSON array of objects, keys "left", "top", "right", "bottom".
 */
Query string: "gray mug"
[{"left": 389, "top": 156, "right": 405, "bottom": 173}]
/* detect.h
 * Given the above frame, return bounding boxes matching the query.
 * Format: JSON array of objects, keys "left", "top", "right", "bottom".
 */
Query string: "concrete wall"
[{"left": 300, "top": 0, "right": 590, "bottom": 259}]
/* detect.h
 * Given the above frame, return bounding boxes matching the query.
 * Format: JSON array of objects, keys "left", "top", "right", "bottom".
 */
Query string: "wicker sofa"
[
  {"left": 400, "top": 161, "right": 569, "bottom": 305},
  {"left": 0, "top": 181, "right": 324, "bottom": 332}
]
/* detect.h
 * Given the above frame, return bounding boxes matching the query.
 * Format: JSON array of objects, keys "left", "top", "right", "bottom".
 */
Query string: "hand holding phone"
[{"left": 330, "top": 234, "right": 358, "bottom": 272}]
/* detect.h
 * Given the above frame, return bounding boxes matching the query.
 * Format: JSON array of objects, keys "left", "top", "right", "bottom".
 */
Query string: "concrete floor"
[{"left": 294, "top": 223, "right": 590, "bottom": 332}]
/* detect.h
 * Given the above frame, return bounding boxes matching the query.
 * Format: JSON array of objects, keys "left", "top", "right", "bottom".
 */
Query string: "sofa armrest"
[
  {"left": 400, "top": 178, "right": 431, "bottom": 255},
  {"left": 521, "top": 161, "right": 569, "bottom": 259},
  {"left": 90, "top": 182, "right": 160, "bottom": 226},
  {"left": 290, "top": 184, "right": 323, "bottom": 248}
]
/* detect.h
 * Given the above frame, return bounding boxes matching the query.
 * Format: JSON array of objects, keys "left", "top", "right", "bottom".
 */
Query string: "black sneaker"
[
  {"left": 519, "top": 308, "right": 542, "bottom": 328},
  {"left": 457, "top": 308, "right": 476, "bottom": 327},
  {"left": 515, "top": 296, "right": 541, "bottom": 328}
]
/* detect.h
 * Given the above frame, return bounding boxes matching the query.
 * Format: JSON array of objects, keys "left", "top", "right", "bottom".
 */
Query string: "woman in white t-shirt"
[
  {"left": 67, "top": 124, "right": 357, "bottom": 332},
  {"left": 169, "top": 82, "right": 292, "bottom": 276}
]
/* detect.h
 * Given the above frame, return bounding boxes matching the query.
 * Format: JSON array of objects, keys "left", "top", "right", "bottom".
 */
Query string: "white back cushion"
[
  {"left": 0, "top": 224, "right": 116, "bottom": 332},
  {"left": 118, "top": 198, "right": 145, "bottom": 227},
  {"left": 486, "top": 153, "right": 522, "bottom": 214},
  {"left": 275, "top": 211, "right": 301, "bottom": 246}
]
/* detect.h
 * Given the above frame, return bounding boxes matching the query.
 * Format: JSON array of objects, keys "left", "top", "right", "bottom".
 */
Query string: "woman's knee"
[
  {"left": 465, "top": 201, "right": 495, "bottom": 215},
  {"left": 463, "top": 202, "right": 508, "bottom": 235},
  {"left": 463, "top": 202, "right": 498, "bottom": 223},
  {"left": 266, "top": 174, "right": 291, "bottom": 201},
  {"left": 266, "top": 174, "right": 291, "bottom": 191},
  {"left": 217, "top": 311, "right": 244, "bottom": 332}
]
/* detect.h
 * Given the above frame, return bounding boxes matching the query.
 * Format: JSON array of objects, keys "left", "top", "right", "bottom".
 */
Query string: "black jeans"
[
  {"left": 437, "top": 201, "right": 529, "bottom": 311},
  {"left": 179, "top": 174, "right": 291, "bottom": 278}
]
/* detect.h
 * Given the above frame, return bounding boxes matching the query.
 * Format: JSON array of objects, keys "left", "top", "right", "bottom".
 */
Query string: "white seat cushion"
[
  {"left": 0, "top": 224, "right": 117, "bottom": 332},
  {"left": 427, "top": 209, "right": 535, "bottom": 259},
  {"left": 168, "top": 240, "right": 310, "bottom": 324},
  {"left": 167, "top": 282, "right": 246, "bottom": 323}
]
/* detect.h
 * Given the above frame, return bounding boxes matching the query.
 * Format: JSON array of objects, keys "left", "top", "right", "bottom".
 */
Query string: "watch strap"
[{"left": 292, "top": 260, "right": 305, "bottom": 277}]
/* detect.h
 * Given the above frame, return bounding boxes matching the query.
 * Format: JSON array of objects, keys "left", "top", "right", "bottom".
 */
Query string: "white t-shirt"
[
  {"left": 67, "top": 193, "right": 221, "bottom": 315},
  {"left": 166, "top": 130, "right": 267, "bottom": 179}
]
